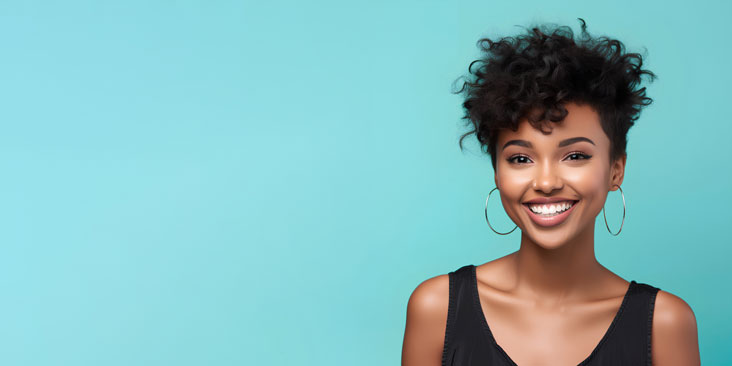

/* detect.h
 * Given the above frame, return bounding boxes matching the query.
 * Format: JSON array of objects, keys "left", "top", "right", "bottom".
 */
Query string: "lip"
[
  {"left": 522, "top": 200, "right": 579, "bottom": 227},
  {"left": 523, "top": 197, "right": 577, "bottom": 204}
]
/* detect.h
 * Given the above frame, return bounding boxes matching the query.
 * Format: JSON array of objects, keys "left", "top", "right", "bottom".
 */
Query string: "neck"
[{"left": 511, "top": 224, "right": 606, "bottom": 305}]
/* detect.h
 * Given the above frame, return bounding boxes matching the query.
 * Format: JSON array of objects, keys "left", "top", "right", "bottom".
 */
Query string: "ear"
[{"left": 610, "top": 154, "right": 626, "bottom": 191}]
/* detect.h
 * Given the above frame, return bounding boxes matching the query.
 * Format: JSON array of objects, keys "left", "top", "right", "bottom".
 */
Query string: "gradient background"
[{"left": 1, "top": 0, "right": 729, "bottom": 365}]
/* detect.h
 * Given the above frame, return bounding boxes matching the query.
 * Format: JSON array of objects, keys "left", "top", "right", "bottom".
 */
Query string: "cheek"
[
  {"left": 563, "top": 165, "right": 606, "bottom": 186},
  {"left": 495, "top": 170, "right": 533, "bottom": 198},
  {"left": 563, "top": 164, "right": 609, "bottom": 211},
  {"left": 495, "top": 171, "right": 532, "bottom": 215}
]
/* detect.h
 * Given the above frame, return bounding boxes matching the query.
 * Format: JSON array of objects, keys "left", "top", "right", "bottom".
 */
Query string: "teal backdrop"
[{"left": 1, "top": 0, "right": 729, "bottom": 364}]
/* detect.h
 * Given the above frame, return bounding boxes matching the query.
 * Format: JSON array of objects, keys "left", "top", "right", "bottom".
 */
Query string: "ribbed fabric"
[{"left": 442, "top": 264, "right": 660, "bottom": 366}]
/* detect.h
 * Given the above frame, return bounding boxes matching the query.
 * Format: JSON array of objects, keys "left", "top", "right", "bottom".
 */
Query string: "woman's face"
[{"left": 494, "top": 102, "right": 626, "bottom": 249}]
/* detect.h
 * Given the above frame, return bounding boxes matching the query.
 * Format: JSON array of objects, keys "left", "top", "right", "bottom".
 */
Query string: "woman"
[{"left": 402, "top": 19, "right": 700, "bottom": 365}]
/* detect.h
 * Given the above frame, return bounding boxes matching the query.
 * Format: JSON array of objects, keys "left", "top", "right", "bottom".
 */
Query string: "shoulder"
[
  {"left": 651, "top": 289, "right": 701, "bottom": 365},
  {"left": 652, "top": 289, "right": 698, "bottom": 339},
  {"left": 402, "top": 272, "right": 450, "bottom": 366},
  {"left": 406, "top": 272, "right": 450, "bottom": 325}
]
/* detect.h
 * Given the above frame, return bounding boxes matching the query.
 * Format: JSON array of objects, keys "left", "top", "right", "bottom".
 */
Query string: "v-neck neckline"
[{"left": 469, "top": 264, "right": 635, "bottom": 366}]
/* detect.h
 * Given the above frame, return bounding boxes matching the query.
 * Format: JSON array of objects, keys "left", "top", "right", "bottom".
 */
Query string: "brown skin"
[{"left": 402, "top": 102, "right": 700, "bottom": 365}]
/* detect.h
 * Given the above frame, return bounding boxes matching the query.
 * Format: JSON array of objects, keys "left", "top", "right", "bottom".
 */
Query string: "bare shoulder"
[
  {"left": 651, "top": 289, "right": 701, "bottom": 366},
  {"left": 402, "top": 273, "right": 450, "bottom": 366},
  {"left": 407, "top": 273, "right": 450, "bottom": 314}
]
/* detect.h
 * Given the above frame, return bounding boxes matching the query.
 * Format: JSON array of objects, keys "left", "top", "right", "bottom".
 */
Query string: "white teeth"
[{"left": 528, "top": 201, "right": 575, "bottom": 215}]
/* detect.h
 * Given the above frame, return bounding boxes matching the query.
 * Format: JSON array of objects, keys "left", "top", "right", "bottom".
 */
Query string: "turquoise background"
[{"left": 1, "top": 0, "right": 729, "bottom": 364}]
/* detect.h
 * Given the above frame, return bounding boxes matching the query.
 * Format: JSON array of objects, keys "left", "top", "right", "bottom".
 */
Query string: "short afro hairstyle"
[{"left": 453, "top": 18, "right": 657, "bottom": 170}]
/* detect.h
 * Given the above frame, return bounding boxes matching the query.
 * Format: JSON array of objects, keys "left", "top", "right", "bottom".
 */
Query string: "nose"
[{"left": 532, "top": 161, "right": 563, "bottom": 194}]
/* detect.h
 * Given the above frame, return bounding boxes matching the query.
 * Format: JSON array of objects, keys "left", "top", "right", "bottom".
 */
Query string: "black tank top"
[{"left": 442, "top": 264, "right": 660, "bottom": 366}]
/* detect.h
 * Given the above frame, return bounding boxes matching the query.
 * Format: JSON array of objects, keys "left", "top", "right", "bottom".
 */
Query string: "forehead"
[{"left": 497, "top": 103, "right": 608, "bottom": 151}]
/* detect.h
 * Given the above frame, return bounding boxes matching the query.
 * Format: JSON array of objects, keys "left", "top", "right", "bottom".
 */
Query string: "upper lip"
[{"left": 523, "top": 197, "right": 578, "bottom": 204}]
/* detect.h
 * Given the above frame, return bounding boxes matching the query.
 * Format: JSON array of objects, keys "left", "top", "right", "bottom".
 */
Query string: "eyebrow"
[{"left": 501, "top": 136, "right": 596, "bottom": 150}]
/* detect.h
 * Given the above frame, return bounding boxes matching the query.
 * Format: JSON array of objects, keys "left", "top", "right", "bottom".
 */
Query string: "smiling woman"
[
  {"left": 401, "top": 19, "right": 700, "bottom": 366},
  {"left": 496, "top": 102, "right": 618, "bottom": 246}
]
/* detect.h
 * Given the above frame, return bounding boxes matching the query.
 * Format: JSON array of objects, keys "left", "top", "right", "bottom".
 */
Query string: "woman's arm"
[
  {"left": 401, "top": 274, "right": 450, "bottom": 366},
  {"left": 651, "top": 290, "right": 701, "bottom": 365}
]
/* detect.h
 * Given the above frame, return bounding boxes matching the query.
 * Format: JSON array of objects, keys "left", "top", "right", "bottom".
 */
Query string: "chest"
[
  {"left": 442, "top": 265, "right": 655, "bottom": 366},
  {"left": 474, "top": 286, "right": 628, "bottom": 366}
]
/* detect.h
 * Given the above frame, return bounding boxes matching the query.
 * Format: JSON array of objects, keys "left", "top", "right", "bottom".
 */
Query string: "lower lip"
[{"left": 523, "top": 201, "right": 579, "bottom": 227}]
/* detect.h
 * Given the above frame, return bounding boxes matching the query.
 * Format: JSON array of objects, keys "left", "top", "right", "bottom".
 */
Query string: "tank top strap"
[
  {"left": 442, "top": 264, "right": 474, "bottom": 364},
  {"left": 443, "top": 264, "right": 509, "bottom": 366},
  {"left": 583, "top": 280, "right": 660, "bottom": 365}
]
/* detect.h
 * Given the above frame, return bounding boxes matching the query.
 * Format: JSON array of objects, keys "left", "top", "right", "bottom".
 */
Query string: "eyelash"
[{"left": 507, "top": 151, "right": 593, "bottom": 165}]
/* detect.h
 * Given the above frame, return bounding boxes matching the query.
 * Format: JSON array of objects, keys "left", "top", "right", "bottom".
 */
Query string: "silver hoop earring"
[
  {"left": 485, "top": 187, "right": 518, "bottom": 235},
  {"left": 602, "top": 184, "right": 626, "bottom": 236}
]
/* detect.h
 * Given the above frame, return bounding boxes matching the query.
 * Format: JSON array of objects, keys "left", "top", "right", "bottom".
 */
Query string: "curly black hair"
[{"left": 453, "top": 18, "right": 657, "bottom": 170}]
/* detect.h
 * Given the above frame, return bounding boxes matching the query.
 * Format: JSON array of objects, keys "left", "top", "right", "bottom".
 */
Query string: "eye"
[
  {"left": 507, "top": 154, "right": 533, "bottom": 165},
  {"left": 564, "top": 151, "right": 592, "bottom": 161}
]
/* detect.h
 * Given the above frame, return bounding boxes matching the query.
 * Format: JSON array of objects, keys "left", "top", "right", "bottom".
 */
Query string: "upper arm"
[
  {"left": 651, "top": 289, "right": 701, "bottom": 366},
  {"left": 401, "top": 273, "right": 450, "bottom": 366}
]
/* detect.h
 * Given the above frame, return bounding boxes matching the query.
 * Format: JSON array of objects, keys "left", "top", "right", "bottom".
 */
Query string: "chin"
[{"left": 523, "top": 229, "right": 576, "bottom": 250}]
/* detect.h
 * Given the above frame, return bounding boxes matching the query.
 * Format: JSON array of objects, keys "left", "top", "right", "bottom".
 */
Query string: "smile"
[{"left": 522, "top": 200, "right": 579, "bottom": 227}]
